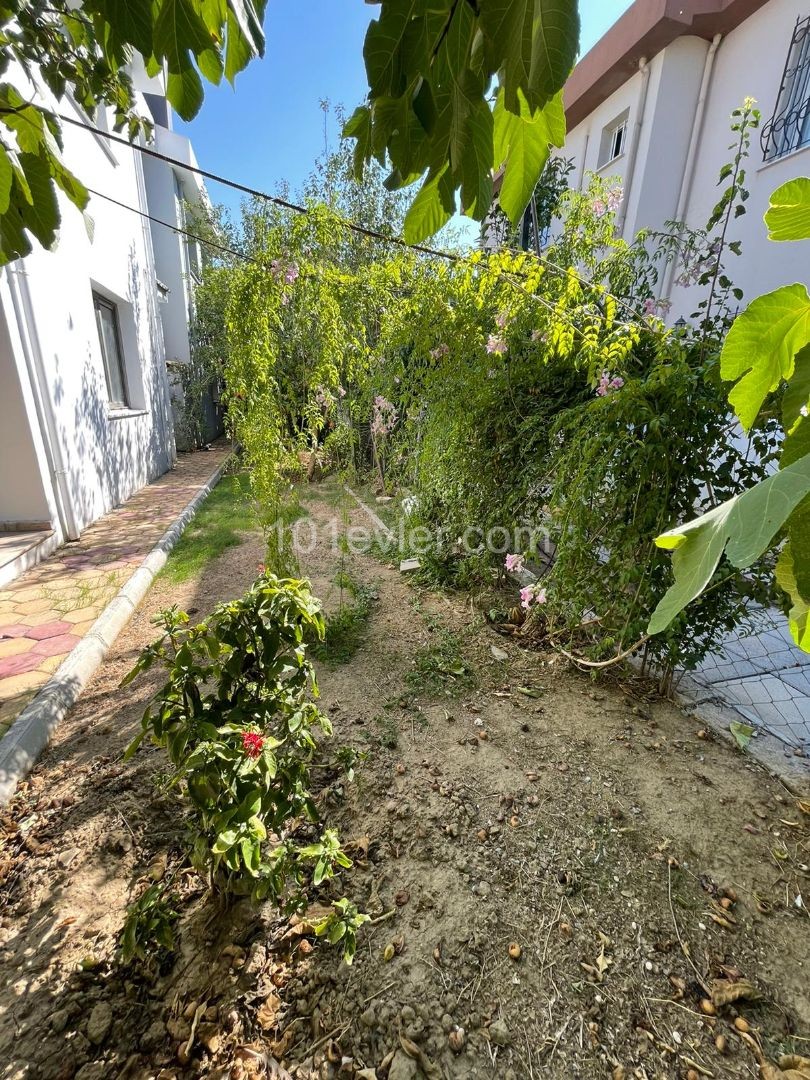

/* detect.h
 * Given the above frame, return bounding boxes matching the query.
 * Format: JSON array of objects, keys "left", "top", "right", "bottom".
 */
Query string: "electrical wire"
[
  {"left": 63, "top": 111, "right": 662, "bottom": 328},
  {"left": 60, "top": 111, "right": 461, "bottom": 262}
]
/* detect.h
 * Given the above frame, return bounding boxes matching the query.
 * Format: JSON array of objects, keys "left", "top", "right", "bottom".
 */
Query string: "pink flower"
[
  {"left": 371, "top": 394, "right": 397, "bottom": 438},
  {"left": 486, "top": 334, "right": 508, "bottom": 355},
  {"left": 241, "top": 731, "right": 264, "bottom": 759},
  {"left": 284, "top": 263, "right": 299, "bottom": 284},
  {"left": 520, "top": 585, "right": 534, "bottom": 610},
  {"left": 430, "top": 344, "right": 450, "bottom": 360},
  {"left": 596, "top": 371, "right": 623, "bottom": 397},
  {"left": 606, "top": 185, "right": 623, "bottom": 212},
  {"left": 337, "top": 385, "right": 347, "bottom": 398},
  {"left": 505, "top": 553, "right": 525, "bottom": 573},
  {"left": 643, "top": 298, "right": 656, "bottom": 317},
  {"left": 495, "top": 312, "right": 509, "bottom": 330},
  {"left": 592, "top": 198, "right": 607, "bottom": 218}
]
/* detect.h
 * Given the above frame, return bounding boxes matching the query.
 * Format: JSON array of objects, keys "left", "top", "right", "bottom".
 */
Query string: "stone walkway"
[{"left": 0, "top": 445, "right": 232, "bottom": 739}]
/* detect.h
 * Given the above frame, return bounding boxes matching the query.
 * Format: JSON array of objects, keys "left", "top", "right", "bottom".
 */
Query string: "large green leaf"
[
  {"left": 764, "top": 176, "right": 810, "bottom": 242},
  {"left": 166, "top": 66, "right": 205, "bottom": 121},
  {"left": 719, "top": 283, "right": 810, "bottom": 431},
  {"left": 783, "top": 343, "right": 810, "bottom": 438},
  {"left": 154, "top": 0, "right": 217, "bottom": 70},
  {"left": 648, "top": 451, "right": 810, "bottom": 636},
  {"left": 776, "top": 544, "right": 810, "bottom": 650},
  {"left": 363, "top": 0, "right": 426, "bottom": 99},
  {"left": 403, "top": 164, "right": 455, "bottom": 243},
  {"left": 0, "top": 149, "right": 11, "bottom": 216},
  {"left": 493, "top": 86, "right": 564, "bottom": 222},
  {"left": 86, "top": 0, "right": 155, "bottom": 56},
  {"left": 350, "top": 0, "right": 577, "bottom": 234},
  {"left": 479, "top": 0, "right": 579, "bottom": 113}
]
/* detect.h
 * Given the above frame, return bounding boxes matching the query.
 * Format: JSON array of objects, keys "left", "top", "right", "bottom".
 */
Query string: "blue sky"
[{"left": 177, "top": 1, "right": 633, "bottom": 229}]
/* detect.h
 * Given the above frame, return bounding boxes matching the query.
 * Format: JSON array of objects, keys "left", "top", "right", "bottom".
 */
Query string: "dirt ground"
[{"left": 0, "top": 483, "right": 808, "bottom": 1080}]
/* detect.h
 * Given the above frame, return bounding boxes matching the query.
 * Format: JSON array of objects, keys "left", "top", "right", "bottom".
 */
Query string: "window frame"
[
  {"left": 92, "top": 291, "right": 129, "bottom": 411},
  {"left": 598, "top": 112, "right": 629, "bottom": 169},
  {"left": 762, "top": 14, "right": 810, "bottom": 162}
]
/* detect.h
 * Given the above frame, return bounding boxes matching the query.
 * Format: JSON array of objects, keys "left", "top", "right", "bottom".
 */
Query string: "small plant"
[
  {"left": 373, "top": 714, "right": 399, "bottom": 750},
  {"left": 312, "top": 898, "right": 370, "bottom": 965},
  {"left": 336, "top": 745, "right": 367, "bottom": 781},
  {"left": 123, "top": 573, "right": 362, "bottom": 962},
  {"left": 407, "top": 626, "right": 474, "bottom": 697},
  {"left": 120, "top": 880, "right": 179, "bottom": 964},
  {"left": 317, "top": 571, "right": 377, "bottom": 665}
]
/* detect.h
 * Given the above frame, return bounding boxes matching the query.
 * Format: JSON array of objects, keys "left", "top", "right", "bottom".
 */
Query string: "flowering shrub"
[{"left": 123, "top": 573, "right": 363, "bottom": 960}]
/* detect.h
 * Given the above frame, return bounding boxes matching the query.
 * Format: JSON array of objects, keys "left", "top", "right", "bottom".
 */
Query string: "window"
[
  {"left": 598, "top": 112, "right": 629, "bottom": 168},
  {"left": 174, "top": 172, "right": 201, "bottom": 283},
  {"left": 762, "top": 14, "right": 810, "bottom": 161},
  {"left": 93, "top": 292, "right": 128, "bottom": 409}
]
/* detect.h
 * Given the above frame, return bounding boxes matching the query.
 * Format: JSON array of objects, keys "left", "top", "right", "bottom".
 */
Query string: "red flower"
[{"left": 241, "top": 731, "right": 264, "bottom": 759}]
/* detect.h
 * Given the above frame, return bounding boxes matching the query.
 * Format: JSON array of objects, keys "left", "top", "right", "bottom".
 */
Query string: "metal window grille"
[{"left": 761, "top": 14, "right": 810, "bottom": 161}]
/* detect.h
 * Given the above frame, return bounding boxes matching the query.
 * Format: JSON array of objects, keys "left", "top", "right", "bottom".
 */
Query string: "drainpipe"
[
  {"left": 660, "top": 33, "right": 723, "bottom": 302},
  {"left": 615, "top": 56, "right": 651, "bottom": 239},
  {"left": 4, "top": 264, "right": 81, "bottom": 541},
  {"left": 576, "top": 131, "right": 590, "bottom": 192}
]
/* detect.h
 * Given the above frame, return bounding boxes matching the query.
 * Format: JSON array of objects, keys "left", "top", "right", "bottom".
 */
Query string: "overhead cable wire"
[
  {"left": 71, "top": 112, "right": 658, "bottom": 329},
  {"left": 59, "top": 111, "right": 461, "bottom": 262}
]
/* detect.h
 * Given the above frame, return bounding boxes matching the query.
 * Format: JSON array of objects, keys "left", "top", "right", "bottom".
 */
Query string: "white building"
[
  {"left": 560, "top": 0, "right": 810, "bottom": 318},
  {"left": 0, "top": 67, "right": 206, "bottom": 587}
]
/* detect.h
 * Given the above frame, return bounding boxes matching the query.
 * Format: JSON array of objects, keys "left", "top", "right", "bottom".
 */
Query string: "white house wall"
[
  {"left": 142, "top": 122, "right": 206, "bottom": 366},
  {"left": 677, "top": 0, "right": 810, "bottom": 314},
  {"left": 560, "top": 0, "right": 810, "bottom": 320},
  {"left": 1, "top": 80, "right": 177, "bottom": 539}
]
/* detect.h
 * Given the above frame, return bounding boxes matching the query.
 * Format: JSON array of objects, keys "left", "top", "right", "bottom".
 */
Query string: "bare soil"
[{"left": 1, "top": 484, "right": 808, "bottom": 1080}]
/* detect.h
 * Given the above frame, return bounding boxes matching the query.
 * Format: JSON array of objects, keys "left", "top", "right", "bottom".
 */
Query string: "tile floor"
[{"left": 0, "top": 445, "right": 231, "bottom": 739}]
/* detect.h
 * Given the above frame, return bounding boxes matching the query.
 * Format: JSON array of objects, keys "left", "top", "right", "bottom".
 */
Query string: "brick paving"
[{"left": 0, "top": 444, "right": 232, "bottom": 739}]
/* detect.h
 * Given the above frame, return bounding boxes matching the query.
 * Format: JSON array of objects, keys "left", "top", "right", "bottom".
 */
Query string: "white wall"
[
  {"left": 0, "top": 74, "right": 177, "bottom": 539},
  {"left": 560, "top": 0, "right": 810, "bottom": 320},
  {"left": 142, "top": 124, "right": 206, "bottom": 366},
  {"left": 0, "top": 305, "right": 52, "bottom": 528},
  {"left": 675, "top": 0, "right": 810, "bottom": 317}
]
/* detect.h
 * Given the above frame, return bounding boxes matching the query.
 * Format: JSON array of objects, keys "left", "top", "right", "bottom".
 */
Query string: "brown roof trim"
[{"left": 565, "top": 0, "right": 770, "bottom": 129}]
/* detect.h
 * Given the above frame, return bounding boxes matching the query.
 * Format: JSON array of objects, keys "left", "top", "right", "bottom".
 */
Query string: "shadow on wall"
[{"left": 53, "top": 245, "right": 175, "bottom": 535}]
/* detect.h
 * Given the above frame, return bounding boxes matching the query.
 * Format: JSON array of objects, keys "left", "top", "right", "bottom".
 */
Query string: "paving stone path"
[{"left": 0, "top": 445, "right": 231, "bottom": 739}]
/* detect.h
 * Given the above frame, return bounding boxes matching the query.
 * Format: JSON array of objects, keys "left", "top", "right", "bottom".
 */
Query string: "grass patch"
[
  {"left": 315, "top": 571, "right": 377, "bottom": 665},
  {"left": 406, "top": 625, "right": 475, "bottom": 697},
  {"left": 162, "top": 474, "right": 257, "bottom": 583},
  {"left": 373, "top": 714, "right": 399, "bottom": 749}
]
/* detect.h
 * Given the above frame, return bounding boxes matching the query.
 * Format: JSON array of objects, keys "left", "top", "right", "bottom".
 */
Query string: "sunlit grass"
[{"left": 161, "top": 473, "right": 258, "bottom": 583}]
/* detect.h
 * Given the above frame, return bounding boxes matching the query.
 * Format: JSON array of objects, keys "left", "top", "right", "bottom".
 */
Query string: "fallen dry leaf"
[
  {"left": 762, "top": 1056, "right": 810, "bottom": 1080},
  {"left": 711, "top": 978, "right": 760, "bottom": 1007},
  {"left": 257, "top": 992, "right": 281, "bottom": 1031},
  {"left": 400, "top": 1034, "right": 442, "bottom": 1079}
]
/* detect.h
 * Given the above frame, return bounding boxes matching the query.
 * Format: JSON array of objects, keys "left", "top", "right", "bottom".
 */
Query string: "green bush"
[{"left": 123, "top": 572, "right": 365, "bottom": 961}]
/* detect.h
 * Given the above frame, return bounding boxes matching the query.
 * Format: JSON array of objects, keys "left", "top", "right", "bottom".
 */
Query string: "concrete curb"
[{"left": 0, "top": 454, "right": 233, "bottom": 806}]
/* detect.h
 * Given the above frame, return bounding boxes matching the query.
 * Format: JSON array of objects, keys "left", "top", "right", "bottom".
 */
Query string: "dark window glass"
[{"left": 93, "top": 293, "right": 128, "bottom": 409}]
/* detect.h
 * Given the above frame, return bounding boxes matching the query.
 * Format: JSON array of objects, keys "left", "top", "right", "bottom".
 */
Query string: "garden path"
[
  {"left": 1, "top": 479, "right": 808, "bottom": 1079},
  {"left": 0, "top": 443, "right": 231, "bottom": 740}
]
